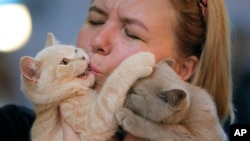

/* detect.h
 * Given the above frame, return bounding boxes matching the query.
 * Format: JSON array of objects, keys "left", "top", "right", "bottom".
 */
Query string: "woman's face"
[{"left": 77, "top": 0, "right": 178, "bottom": 91}]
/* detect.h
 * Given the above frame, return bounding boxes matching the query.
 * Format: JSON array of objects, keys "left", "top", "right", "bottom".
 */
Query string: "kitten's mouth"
[
  {"left": 76, "top": 68, "right": 90, "bottom": 79},
  {"left": 77, "top": 71, "right": 88, "bottom": 78}
]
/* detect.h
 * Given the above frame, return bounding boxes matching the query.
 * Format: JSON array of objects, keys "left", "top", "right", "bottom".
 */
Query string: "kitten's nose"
[{"left": 82, "top": 56, "right": 86, "bottom": 60}]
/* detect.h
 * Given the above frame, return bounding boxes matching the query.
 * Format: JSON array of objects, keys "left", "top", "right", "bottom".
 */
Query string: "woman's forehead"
[
  {"left": 90, "top": 0, "right": 175, "bottom": 25},
  {"left": 91, "top": 0, "right": 171, "bottom": 12}
]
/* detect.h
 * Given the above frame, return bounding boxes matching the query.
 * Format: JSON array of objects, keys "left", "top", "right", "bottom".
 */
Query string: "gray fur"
[{"left": 115, "top": 59, "right": 228, "bottom": 141}]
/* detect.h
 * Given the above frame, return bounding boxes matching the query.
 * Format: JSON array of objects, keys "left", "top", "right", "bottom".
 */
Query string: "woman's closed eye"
[
  {"left": 124, "top": 28, "right": 141, "bottom": 40},
  {"left": 88, "top": 19, "right": 105, "bottom": 26},
  {"left": 87, "top": 12, "right": 106, "bottom": 26}
]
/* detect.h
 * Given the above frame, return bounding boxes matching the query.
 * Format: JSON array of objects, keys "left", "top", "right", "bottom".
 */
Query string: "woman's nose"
[{"left": 90, "top": 26, "right": 114, "bottom": 56}]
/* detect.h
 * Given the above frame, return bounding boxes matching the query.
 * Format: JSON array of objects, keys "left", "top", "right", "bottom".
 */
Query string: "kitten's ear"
[
  {"left": 45, "top": 32, "right": 57, "bottom": 47},
  {"left": 20, "top": 56, "right": 41, "bottom": 83},
  {"left": 159, "top": 59, "right": 175, "bottom": 67},
  {"left": 157, "top": 89, "right": 187, "bottom": 106}
]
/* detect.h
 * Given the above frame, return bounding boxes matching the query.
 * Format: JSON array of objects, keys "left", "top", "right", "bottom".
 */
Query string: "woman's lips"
[{"left": 88, "top": 63, "right": 101, "bottom": 76}]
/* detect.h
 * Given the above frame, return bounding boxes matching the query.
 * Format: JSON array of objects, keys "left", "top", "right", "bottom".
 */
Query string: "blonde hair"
[{"left": 169, "top": 0, "right": 234, "bottom": 123}]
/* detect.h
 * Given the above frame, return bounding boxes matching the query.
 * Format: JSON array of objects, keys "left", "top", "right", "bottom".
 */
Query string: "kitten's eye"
[
  {"left": 60, "top": 58, "right": 69, "bottom": 65},
  {"left": 129, "top": 89, "right": 138, "bottom": 95}
]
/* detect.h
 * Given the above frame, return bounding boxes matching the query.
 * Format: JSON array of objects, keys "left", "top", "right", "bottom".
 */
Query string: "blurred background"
[
  {"left": 0, "top": 0, "right": 249, "bottom": 128},
  {"left": 0, "top": 0, "right": 90, "bottom": 107}
]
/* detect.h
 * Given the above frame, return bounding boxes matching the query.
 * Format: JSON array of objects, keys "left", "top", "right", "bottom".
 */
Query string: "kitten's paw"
[
  {"left": 124, "top": 52, "right": 155, "bottom": 67},
  {"left": 122, "top": 52, "right": 155, "bottom": 78},
  {"left": 131, "top": 52, "right": 155, "bottom": 65},
  {"left": 115, "top": 108, "right": 127, "bottom": 125},
  {"left": 115, "top": 108, "right": 135, "bottom": 131}
]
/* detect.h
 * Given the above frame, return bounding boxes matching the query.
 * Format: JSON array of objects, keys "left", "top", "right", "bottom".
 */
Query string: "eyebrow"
[
  {"left": 88, "top": 6, "right": 107, "bottom": 17},
  {"left": 88, "top": 5, "right": 148, "bottom": 32},
  {"left": 123, "top": 17, "right": 149, "bottom": 32}
]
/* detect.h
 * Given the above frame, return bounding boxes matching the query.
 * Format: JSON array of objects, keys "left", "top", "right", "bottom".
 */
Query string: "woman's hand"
[
  {"left": 61, "top": 112, "right": 81, "bottom": 141},
  {"left": 123, "top": 133, "right": 141, "bottom": 141}
]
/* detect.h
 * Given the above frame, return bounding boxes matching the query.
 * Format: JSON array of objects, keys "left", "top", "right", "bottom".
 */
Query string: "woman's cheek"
[{"left": 77, "top": 26, "right": 92, "bottom": 48}]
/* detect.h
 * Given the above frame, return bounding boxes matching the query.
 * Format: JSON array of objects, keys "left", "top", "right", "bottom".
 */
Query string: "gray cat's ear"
[
  {"left": 20, "top": 56, "right": 41, "bottom": 83},
  {"left": 157, "top": 89, "right": 186, "bottom": 106},
  {"left": 45, "top": 32, "right": 57, "bottom": 47},
  {"left": 159, "top": 59, "right": 175, "bottom": 67}
]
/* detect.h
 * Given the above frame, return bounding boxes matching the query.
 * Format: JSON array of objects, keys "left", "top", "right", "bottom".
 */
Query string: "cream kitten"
[
  {"left": 20, "top": 33, "right": 155, "bottom": 141},
  {"left": 115, "top": 59, "right": 228, "bottom": 141}
]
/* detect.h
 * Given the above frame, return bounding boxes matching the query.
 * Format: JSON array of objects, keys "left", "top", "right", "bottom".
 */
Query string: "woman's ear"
[{"left": 174, "top": 56, "right": 198, "bottom": 81}]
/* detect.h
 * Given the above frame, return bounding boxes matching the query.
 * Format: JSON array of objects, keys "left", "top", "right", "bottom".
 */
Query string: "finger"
[{"left": 60, "top": 112, "right": 81, "bottom": 141}]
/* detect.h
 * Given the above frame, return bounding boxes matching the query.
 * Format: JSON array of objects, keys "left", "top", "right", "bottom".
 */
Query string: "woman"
[
  {"left": 62, "top": 0, "right": 234, "bottom": 140},
  {"left": 0, "top": 0, "right": 234, "bottom": 140}
]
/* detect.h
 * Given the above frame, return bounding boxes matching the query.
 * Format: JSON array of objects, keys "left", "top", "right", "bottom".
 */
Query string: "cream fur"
[{"left": 20, "top": 33, "right": 155, "bottom": 141}]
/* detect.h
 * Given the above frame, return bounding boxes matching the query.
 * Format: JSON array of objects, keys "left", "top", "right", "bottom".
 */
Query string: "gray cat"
[{"left": 115, "top": 59, "right": 227, "bottom": 141}]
